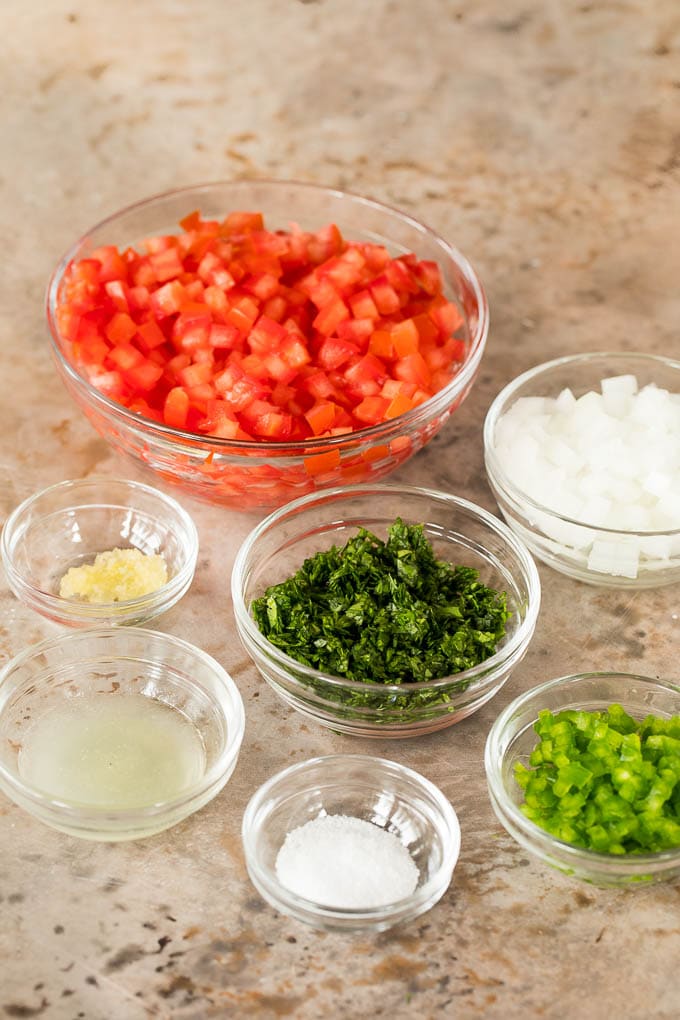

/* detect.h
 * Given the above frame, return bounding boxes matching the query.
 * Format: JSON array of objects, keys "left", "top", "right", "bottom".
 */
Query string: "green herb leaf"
[{"left": 252, "top": 519, "right": 511, "bottom": 687}]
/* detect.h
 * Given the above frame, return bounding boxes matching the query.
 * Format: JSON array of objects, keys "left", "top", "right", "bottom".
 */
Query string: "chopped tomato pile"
[{"left": 56, "top": 211, "right": 466, "bottom": 443}]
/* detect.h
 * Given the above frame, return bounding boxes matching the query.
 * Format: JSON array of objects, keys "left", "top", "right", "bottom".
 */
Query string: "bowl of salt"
[{"left": 241, "top": 754, "right": 461, "bottom": 932}]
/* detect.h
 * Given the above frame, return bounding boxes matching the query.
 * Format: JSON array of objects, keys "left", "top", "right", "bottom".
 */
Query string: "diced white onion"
[
  {"left": 493, "top": 374, "right": 680, "bottom": 578},
  {"left": 587, "top": 539, "right": 640, "bottom": 578}
]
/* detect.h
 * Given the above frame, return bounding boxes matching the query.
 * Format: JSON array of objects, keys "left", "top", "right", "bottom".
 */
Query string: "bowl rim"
[
  {"left": 231, "top": 482, "right": 541, "bottom": 697},
  {"left": 0, "top": 625, "right": 245, "bottom": 822},
  {"left": 484, "top": 670, "right": 680, "bottom": 867},
  {"left": 483, "top": 350, "right": 680, "bottom": 539},
  {"left": 45, "top": 177, "right": 489, "bottom": 455},
  {"left": 241, "top": 752, "right": 461, "bottom": 921},
  {"left": 0, "top": 475, "right": 200, "bottom": 616}
]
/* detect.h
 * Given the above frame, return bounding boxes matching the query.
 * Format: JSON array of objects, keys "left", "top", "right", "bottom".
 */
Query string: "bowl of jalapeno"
[{"left": 484, "top": 671, "right": 680, "bottom": 886}]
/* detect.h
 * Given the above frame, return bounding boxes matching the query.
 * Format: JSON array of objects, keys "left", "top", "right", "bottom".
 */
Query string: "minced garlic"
[{"left": 58, "top": 547, "right": 168, "bottom": 603}]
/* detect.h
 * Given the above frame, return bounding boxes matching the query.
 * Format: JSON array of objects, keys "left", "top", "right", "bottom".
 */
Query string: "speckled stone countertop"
[{"left": 1, "top": 2, "right": 679, "bottom": 1017}]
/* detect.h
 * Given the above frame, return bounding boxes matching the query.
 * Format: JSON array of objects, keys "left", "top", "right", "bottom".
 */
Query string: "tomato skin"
[{"left": 57, "top": 210, "right": 467, "bottom": 445}]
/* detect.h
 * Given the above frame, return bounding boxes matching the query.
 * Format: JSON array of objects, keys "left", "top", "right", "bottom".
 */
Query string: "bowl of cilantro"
[
  {"left": 485, "top": 672, "right": 680, "bottom": 885},
  {"left": 231, "top": 483, "right": 541, "bottom": 737}
]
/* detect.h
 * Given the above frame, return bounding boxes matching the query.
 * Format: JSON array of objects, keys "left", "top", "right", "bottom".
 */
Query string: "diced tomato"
[
  {"left": 394, "top": 352, "right": 432, "bottom": 389},
  {"left": 221, "top": 211, "right": 264, "bottom": 235},
  {"left": 313, "top": 296, "right": 350, "bottom": 336},
  {"left": 429, "top": 297, "right": 464, "bottom": 336},
  {"left": 137, "top": 319, "right": 167, "bottom": 351},
  {"left": 370, "top": 276, "right": 401, "bottom": 315},
  {"left": 124, "top": 359, "right": 164, "bottom": 391},
  {"left": 413, "top": 259, "right": 443, "bottom": 295},
  {"left": 348, "top": 289, "right": 379, "bottom": 320},
  {"left": 353, "top": 395, "right": 390, "bottom": 424},
  {"left": 248, "top": 315, "right": 288, "bottom": 354},
  {"left": 390, "top": 318, "right": 419, "bottom": 358},
  {"left": 163, "top": 387, "right": 190, "bottom": 429},
  {"left": 306, "top": 223, "right": 343, "bottom": 264},
  {"left": 149, "top": 247, "right": 184, "bottom": 283},
  {"left": 178, "top": 362, "right": 213, "bottom": 390},
  {"left": 105, "top": 312, "right": 137, "bottom": 345},
  {"left": 90, "top": 246, "right": 126, "bottom": 283},
  {"left": 336, "top": 318, "right": 373, "bottom": 346},
  {"left": 88, "top": 369, "right": 124, "bottom": 397},
  {"left": 368, "top": 330, "right": 394, "bottom": 359},
  {"left": 385, "top": 391, "right": 417, "bottom": 419},
  {"left": 305, "top": 400, "right": 338, "bottom": 435},
  {"left": 76, "top": 335, "right": 110, "bottom": 366},
  {"left": 104, "top": 280, "right": 130, "bottom": 312},
  {"left": 297, "top": 368, "right": 336, "bottom": 401},
  {"left": 179, "top": 209, "right": 201, "bottom": 231},
  {"left": 150, "top": 280, "right": 186, "bottom": 318},
  {"left": 316, "top": 336, "right": 359, "bottom": 371},
  {"left": 128, "top": 285, "right": 151, "bottom": 312},
  {"left": 243, "top": 272, "right": 280, "bottom": 302},
  {"left": 107, "top": 342, "right": 143, "bottom": 372},
  {"left": 209, "top": 322, "right": 241, "bottom": 349},
  {"left": 55, "top": 207, "right": 468, "bottom": 454},
  {"left": 344, "top": 354, "right": 387, "bottom": 388},
  {"left": 226, "top": 294, "right": 259, "bottom": 332},
  {"left": 304, "top": 449, "right": 341, "bottom": 476}
]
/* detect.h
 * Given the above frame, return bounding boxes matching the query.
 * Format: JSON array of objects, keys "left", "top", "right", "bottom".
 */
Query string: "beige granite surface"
[{"left": 1, "top": 1, "right": 680, "bottom": 1017}]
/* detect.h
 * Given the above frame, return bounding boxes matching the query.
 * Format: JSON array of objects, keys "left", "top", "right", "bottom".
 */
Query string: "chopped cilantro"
[{"left": 252, "top": 519, "right": 511, "bottom": 686}]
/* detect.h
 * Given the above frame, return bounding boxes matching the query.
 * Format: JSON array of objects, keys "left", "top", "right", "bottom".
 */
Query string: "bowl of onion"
[
  {"left": 46, "top": 179, "right": 488, "bottom": 511},
  {"left": 483, "top": 351, "right": 680, "bottom": 587}
]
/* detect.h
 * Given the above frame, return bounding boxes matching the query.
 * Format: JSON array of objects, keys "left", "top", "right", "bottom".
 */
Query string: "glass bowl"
[
  {"left": 231, "top": 483, "right": 541, "bottom": 738},
  {"left": 241, "top": 754, "right": 461, "bottom": 932},
  {"left": 0, "top": 627, "right": 245, "bottom": 841},
  {"left": 1, "top": 477, "right": 199, "bottom": 627},
  {"left": 485, "top": 672, "right": 680, "bottom": 886},
  {"left": 46, "top": 179, "right": 489, "bottom": 512},
  {"left": 483, "top": 351, "right": 680, "bottom": 587}
]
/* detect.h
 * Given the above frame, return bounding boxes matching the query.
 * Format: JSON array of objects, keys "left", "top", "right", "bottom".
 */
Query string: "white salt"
[{"left": 275, "top": 814, "right": 419, "bottom": 909}]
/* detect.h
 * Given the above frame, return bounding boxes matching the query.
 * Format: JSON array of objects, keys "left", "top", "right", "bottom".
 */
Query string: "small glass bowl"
[
  {"left": 46, "top": 179, "right": 488, "bottom": 512},
  {"left": 241, "top": 754, "right": 461, "bottom": 932},
  {"left": 0, "top": 627, "right": 245, "bottom": 841},
  {"left": 485, "top": 672, "right": 680, "bottom": 886},
  {"left": 1, "top": 477, "right": 199, "bottom": 627},
  {"left": 231, "top": 483, "right": 541, "bottom": 738},
  {"left": 483, "top": 351, "right": 680, "bottom": 587}
]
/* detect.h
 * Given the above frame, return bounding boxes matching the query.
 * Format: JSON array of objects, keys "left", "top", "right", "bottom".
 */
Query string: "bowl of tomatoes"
[{"left": 47, "top": 180, "right": 489, "bottom": 511}]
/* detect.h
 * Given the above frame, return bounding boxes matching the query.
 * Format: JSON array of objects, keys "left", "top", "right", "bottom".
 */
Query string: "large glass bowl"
[
  {"left": 46, "top": 179, "right": 488, "bottom": 511},
  {"left": 231, "top": 484, "right": 540, "bottom": 738},
  {"left": 483, "top": 351, "right": 680, "bottom": 587},
  {"left": 485, "top": 672, "right": 680, "bottom": 886},
  {"left": 0, "top": 627, "right": 245, "bottom": 841}
]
